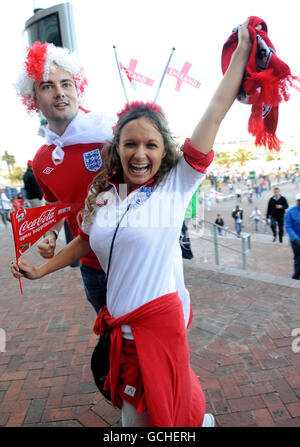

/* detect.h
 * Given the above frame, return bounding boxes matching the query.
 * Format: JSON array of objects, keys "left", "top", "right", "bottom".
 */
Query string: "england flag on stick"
[
  {"left": 163, "top": 53, "right": 203, "bottom": 98},
  {"left": 113, "top": 46, "right": 203, "bottom": 105},
  {"left": 114, "top": 46, "right": 158, "bottom": 103}
]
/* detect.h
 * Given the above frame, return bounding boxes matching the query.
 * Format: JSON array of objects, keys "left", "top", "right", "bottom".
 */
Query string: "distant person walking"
[
  {"left": 250, "top": 207, "right": 261, "bottom": 232},
  {"left": 0, "top": 189, "right": 13, "bottom": 226},
  {"left": 261, "top": 215, "right": 270, "bottom": 233},
  {"left": 11, "top": 193, "right": 24, "bottom": 211},
  {"left": 235, "top": 187, "right": 242, "bottom": 203},
  {"left": 0, "top": 189, "right": 12, "bottom": 226},
  {"left": 23, "top": 160, "right": 43, "bottom": 207},
  {"left": 247, "top": 187, "right": 253, "bottom": 203},
  {"left": 204, "top": 194, "right": 211, "bottom": 211},
  {"left": 232, "top": 205, "right": 243, "bottom": 237},
  {"left": 266, "top": 187, "right": 289, "bottom": 243},
  {"left": 215, "top": 214, "right": 224, "bottom": 235},
  {"left": 285, "top": 193, "right": 300, "bottom": 280}
]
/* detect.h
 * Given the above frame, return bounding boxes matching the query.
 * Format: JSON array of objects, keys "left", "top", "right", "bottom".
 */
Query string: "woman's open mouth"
[{"left": 129, "top": 163, "right": 150, "bottom": 174}]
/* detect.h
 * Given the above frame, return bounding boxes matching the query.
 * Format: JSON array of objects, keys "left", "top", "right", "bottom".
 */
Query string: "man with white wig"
[{"left": 15, "top": 41, "right": 114, "bottom": 313}]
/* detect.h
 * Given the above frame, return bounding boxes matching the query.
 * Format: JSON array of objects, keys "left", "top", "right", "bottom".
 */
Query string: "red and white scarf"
[{"left": 221, "top": 16, "right": 300, "bottom": 151}]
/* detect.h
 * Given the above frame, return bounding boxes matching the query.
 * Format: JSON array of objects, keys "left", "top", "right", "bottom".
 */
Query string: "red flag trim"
[{"left": 10, "top": 203, "right": 79, "bottom": 259}]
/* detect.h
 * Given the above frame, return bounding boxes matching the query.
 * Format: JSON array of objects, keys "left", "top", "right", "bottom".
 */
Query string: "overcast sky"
[{"left": 1, "top": 0, "right": 300, "bottom": 167}]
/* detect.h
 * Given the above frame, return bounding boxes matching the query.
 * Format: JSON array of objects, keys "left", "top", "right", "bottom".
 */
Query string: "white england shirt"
[{"left": 82, "top": 143, "right": 211, "bottom": 338}]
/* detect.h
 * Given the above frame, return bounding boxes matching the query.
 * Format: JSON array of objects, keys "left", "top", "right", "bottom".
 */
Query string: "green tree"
[
  {"left": 265, "top": 154, "right": 275, "bottom": 162},
  {"left": 5, "top": 166, "right": 25, "bottom": 185},
  {"left": 1, "top": 150, "right": 16, "bottom": 180},
  {"left": 232, "top": 148, "right": 254, "bottom": 167},
  {"left": 214, "top": 151, "right": 233, "bottom": 168}
]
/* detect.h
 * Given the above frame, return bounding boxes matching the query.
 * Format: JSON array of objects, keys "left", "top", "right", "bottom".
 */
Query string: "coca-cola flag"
[{"left": 10, "top": 203, "right": 73, "bottom": 259}]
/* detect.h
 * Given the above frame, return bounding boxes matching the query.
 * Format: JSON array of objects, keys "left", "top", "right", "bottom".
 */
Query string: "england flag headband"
[
  {"left": 15, "top": 41, "right": 87, "bottom": 114},
  {"left": 113, "top": 45, "right": 175, "bottom": 109}
]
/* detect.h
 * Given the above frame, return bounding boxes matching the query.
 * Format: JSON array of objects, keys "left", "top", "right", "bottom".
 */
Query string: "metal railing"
[{"left": 197, "top": 218, "right": 251, "bottom": 270}]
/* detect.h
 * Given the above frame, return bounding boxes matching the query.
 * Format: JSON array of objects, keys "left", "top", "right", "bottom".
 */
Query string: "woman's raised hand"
[
  {"left": 236, "top": 19, "right": 252, "bottom": 53},
  {"left": 237, "top": 17, "right": 263, "bottom": 51}
]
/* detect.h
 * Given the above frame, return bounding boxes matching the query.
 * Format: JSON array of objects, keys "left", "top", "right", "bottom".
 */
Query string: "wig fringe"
[{"left": 15, "top": 41, "right": 88, "bottom": 114}]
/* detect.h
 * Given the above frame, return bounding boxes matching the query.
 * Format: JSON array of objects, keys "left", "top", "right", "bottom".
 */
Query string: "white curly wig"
[{"left": 15, "top": 41, "right": 88, "bottom": 114}]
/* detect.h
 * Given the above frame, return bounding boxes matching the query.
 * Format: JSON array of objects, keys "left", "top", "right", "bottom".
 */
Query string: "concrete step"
[
  {"left": 184, "top": 260, "right": 300, "bottom": 289},
  {"left": 187, "top": 225, "right": 295, "bottom": 280}
]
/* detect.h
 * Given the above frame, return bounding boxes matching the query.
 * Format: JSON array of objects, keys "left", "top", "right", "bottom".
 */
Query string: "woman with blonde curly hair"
[
  {"left": 12, "top": 21, "right": 252, "bottom": 427},
  {"left": 82, "top": 101, "right": 181, "bottom": 223}
]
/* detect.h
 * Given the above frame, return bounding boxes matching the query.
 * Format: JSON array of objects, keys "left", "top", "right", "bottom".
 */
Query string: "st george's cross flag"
[
  {"left": 163, "top": 52, "right": 203, "bottom": 98},
  {"left": 116, "top": 48, "right": 203, "bottom": 104},
  {"left": 118, "top": 53, "right": 158, "bottom": 102}
]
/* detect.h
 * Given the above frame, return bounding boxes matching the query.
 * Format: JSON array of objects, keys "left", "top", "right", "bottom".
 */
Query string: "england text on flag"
[
  {"left": 167, "top": 61, "right": 201, "bottom": 92},
  {"left": 117, "top": 51, "right": 160, "bottom": 102},
  {"left": 120, "top": 59, "right": 154, "bottom": 88},
  {"left": 166, "top": 58, "right": 202, "bottom": 93}
]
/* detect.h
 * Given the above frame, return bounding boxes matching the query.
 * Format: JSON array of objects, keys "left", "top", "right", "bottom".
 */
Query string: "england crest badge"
[
  {"left": 131, "top": 186, "right": 153, "bottom": 209},
  {"left": 83, "top": 148, "right": 103, "bottom": 172}
]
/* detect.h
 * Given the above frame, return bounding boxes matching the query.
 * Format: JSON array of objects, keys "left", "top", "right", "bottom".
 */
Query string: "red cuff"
[
  {"left": 78, "top": 226, "right": 90, "bottom": 241},
  {"left": 181, "top": 138, "right": 214, "bottom": 173}
]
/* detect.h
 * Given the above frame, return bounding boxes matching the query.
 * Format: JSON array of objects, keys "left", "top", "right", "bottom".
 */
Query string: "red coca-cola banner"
[{"left": 10, "top": 203, "right": 74, "bottom": 259}]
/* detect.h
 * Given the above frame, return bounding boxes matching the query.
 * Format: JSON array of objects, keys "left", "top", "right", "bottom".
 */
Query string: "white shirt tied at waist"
[{"left": 82, "top": 156, "right": 205, "bottom": 338}]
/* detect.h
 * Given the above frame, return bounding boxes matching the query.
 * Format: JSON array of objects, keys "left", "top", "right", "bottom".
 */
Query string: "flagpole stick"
[
  {"left": 153, "top": 47, "right": 176, "bottom": 106},
  {"left": 17, "top": 266, "right": 23, "bottom": 295},
  {"left": 10, "top": 210, "right": 23, "bottom": 295},
  {"left": 113, "top": 45, "right": 130, "bottom": 105}
]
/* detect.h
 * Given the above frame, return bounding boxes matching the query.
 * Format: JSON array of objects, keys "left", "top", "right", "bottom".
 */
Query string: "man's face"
[
  {"left": 34, "top": 67, "right": 79, "bottom": 135},
  {"left": 274, "top": 189, "right": 280, "bottom": 198}
]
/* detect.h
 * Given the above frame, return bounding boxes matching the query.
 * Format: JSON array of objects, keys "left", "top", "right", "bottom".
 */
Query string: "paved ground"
[
  {"left": 184, "top": 263, "right": 300, "bottom": 427},
  {"left": 0, "top": 180, "right": 300, "bottom": 428},
  {"left": 201, "top": 178, "right": 299, "bottom": 240},
  {"left": 190, "top": 179, "right": 300, "bottom": 278}
]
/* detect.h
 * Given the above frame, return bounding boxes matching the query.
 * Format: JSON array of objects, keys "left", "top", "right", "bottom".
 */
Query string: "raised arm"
[
  {"left": 11, "top": 235, "right": 90, "bottom": 280},
  {"left": 190, "top": 20, "right": 252, "bottom": 154}
]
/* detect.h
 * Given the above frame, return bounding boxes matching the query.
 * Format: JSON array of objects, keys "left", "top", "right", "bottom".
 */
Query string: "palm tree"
[
  {"left": 214, "top": 151, "right": 233, "bottom": 168},
  {"left": 1, "top": 150, "right": 16, "bottom": 178},
  {"left": 8, "top": 166, "right": 26, "bottom": 185},
  {"left": 232, "top": 148, "right": 254, "bottom": 167},
  {"left": 265, "top": 154, "right": 275, "bottom": 162}
]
